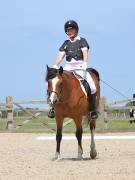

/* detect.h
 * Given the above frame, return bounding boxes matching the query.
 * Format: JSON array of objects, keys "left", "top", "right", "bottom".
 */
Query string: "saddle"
[{"left": 72, "top": 68, "right": 99, "bottom": 97}]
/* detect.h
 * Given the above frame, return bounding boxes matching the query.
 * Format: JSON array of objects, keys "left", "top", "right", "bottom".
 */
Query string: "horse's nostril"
[
  {"left": 50, "top": 99, "right": 57, "bottom": 106},
  {"left": 54, "top": 99, "right": 57, "bottom": 104}
]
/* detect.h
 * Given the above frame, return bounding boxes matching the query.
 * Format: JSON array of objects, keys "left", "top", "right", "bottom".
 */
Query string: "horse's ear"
[
  {"left": 59, "top": 66, "right": 63, "bottom": 75},
  {"left": 46, "top": 65, "right": 49, "bottom": 70},
  {"left": 46, "top": 65, "right": 51, "bottom": 72}
]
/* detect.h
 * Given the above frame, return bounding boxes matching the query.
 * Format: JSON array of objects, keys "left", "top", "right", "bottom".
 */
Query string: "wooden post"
[
  {"left": 0, "top": 111, "right": 2, "bottom": 121},
  {"left": 6, "top": 96, "right": 14, "bottom": 130},
  {"left": 16, "top": 111, "right": 19, "bottom": 118},
  {"left": 104, "top": 110, "right": 108, "bottom": 129},
  {"left": 98, "top": 97, "right": 107, "bottom": 133}
]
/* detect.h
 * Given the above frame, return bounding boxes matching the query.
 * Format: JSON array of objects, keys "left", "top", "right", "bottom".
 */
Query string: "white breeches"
[{"left": 64, "top": 61, "right": 96, "bottom": 94}]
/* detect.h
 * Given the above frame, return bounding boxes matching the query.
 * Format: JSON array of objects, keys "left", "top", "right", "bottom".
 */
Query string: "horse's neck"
[
  {"left": 62, "top": 72, "right": 73, "bottom": 96},
  {"left": 62, "top": 72, "right": 83, "bottom": 103}
]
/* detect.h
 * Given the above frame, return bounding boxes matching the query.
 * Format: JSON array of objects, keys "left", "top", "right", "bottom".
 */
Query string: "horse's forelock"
[{"left": 46, "top": 68, "right": 58, "bottom": 81}]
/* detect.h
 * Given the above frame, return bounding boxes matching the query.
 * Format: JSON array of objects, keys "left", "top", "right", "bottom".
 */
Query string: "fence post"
[
  {"left": 6, "top": 96, "right": 14, "bottom": 130},
  {"left": 0, "top": 111, "right": 2, "bottom": 121},
  {"left": 98, "top": 97, "right": 107, "bottom": 133}
]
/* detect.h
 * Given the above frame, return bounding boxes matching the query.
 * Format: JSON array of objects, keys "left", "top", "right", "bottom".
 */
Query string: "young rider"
[{"left": 49, "top": 20, "right": 98, "bottom": 119}]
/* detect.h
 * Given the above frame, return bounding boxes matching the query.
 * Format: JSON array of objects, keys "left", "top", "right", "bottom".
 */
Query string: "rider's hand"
[
  {"left": 53, "top": 64, "right": 59, "bottom": 69},
  {"left": 81, "top": 61, "right": 87, "bottom": 70}
]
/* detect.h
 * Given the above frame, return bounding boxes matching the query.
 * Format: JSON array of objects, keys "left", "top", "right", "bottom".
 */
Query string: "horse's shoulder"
[
  {"left": 63, "top": 70, "right": 73, "bottom": 76},
  {"left": 63, "top": 71, "right": 78, "bottom": 82}
]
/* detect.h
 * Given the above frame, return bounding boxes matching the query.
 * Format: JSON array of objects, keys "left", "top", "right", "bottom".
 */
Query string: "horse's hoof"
[
  {"left": 90, "top": 149, "right": 97, "bottom": 159},
  {"left": 52, "top": 153, "right": 61, "bottom": 161},
  {"left": 77, "top": 155, "right": 83, "bottom": 160},
  {"left": 52, "top": 156, "right": 61, "bottom": 161}
]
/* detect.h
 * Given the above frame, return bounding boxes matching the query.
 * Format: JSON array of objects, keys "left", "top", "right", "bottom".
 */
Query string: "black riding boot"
[
  {"left": 48, "top": 107, "right": 55, "bottom": 118},
  {"left": 88, "top": 93, "right": 98, "bottom": 119}
]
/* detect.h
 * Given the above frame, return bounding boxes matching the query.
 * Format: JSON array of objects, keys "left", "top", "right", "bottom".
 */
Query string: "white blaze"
[{"left": 49, "top": 77, "right": 59, "bottom": 103}]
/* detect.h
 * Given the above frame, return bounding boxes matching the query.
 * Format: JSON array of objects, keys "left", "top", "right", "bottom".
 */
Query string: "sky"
[{"left": 0, "top": 0, "right": 135, "bottom": 103}]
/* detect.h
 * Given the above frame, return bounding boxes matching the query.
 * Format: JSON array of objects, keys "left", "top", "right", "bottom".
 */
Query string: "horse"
[{"left": 46, "top": 65, "right": 100, "bottom": 160}]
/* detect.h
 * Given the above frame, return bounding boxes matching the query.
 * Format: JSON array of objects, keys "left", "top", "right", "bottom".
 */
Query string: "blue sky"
[{"left": 0, "top": 0, "right": 135, "bottom": 103}]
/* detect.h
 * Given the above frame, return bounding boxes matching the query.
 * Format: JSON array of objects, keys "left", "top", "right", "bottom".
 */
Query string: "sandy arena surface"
[{"left": 0, "top": 133, "right": 135, "bottom": 180}]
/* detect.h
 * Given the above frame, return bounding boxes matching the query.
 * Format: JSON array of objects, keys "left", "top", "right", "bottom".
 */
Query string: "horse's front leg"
[
  {"left": 53, "top": 117, "right": 63, "bottom": 161},
  {"left": 90, "top": 120, "right": 97, "bottom": 159},
  {"left": 75, "top": 119, "right": 83, "bottom": 159}
]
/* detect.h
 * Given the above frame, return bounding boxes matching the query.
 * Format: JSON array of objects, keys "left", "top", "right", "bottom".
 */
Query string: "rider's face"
[{"left": 67, "top": 28, "right": 77, "bottom": 39}]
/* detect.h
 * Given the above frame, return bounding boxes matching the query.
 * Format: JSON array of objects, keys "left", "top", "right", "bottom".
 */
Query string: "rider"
[{"left": 48, "top": 20, "right": 98, "bottom": 119}]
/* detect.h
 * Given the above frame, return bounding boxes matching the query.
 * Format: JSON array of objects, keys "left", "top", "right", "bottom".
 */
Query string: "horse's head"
[{"left": 46, "top": 65, "right": 63, "bottom": 106}]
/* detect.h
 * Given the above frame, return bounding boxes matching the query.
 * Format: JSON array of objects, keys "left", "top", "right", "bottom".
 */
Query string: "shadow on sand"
[{"left": 51, "top": 157, "right": 99, "bottom": 161}]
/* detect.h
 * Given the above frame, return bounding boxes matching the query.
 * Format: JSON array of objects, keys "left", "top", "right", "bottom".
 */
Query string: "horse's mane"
[{"left": 46, "top": 67, "right": 75, "bottom": 81}]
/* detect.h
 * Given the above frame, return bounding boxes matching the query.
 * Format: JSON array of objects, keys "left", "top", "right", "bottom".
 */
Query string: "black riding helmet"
[{"left": 64, "top": 20, "right": 79, "bottom": 34}]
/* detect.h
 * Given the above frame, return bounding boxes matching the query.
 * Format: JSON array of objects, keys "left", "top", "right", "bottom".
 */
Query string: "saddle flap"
[{"left": 72, "top": 71, "right": 91, "bottom": 97}]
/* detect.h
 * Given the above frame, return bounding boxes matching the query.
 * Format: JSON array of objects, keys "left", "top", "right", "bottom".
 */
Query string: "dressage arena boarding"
[{"left": 0, "top": 97, "right": 135, "bottom": 179}]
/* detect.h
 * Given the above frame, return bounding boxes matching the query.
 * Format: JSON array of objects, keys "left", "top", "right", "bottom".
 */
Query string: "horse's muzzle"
[
  {"left": 48, "top": 99, "right": 57, "bottom": 107},
  {"left": 48, "top": 92, "right": 58, "bottom": 106}
]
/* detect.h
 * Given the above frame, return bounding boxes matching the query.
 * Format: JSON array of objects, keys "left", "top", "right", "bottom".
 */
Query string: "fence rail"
[
  {"left": 0, "top": 96, "right": 135, "bottom": 132},
  {"left": 0, "top": 97, "right": 49, "bottom": 130},
  {"left": 109, "top": 98, "right": 135, "bottom": 106}
]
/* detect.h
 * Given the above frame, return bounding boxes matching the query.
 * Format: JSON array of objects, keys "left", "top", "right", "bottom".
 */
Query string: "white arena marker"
[{"left": 36, "top": 135, "right": 135, "bottom": 141}]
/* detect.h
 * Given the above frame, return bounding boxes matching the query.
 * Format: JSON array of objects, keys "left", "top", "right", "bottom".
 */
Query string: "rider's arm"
[
  {"left": 53, "top": 41, "right": 67, "bottom": 69},
  {"left": 81, "top": 48, "right": 89, "bottom": 69},
  {"left": 82, "top": 47, "right": 89, "bottom": 62},
  {"left": 80, "top": 38, "right": 89, "bottom": 69},
  {"left": 55, "top": 51, "right": 65, "bottom": 65},
  {"left": 53, "top": 52, "right": 65, "bottom": 69}
]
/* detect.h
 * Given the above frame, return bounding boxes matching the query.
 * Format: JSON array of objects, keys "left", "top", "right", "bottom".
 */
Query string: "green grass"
[
  {"left": 0, "top": 119, "right": 7, "bottom": 132},
  {"left": 0, "top": 117, "right": 135, "bottom": 133},
  {"left": 107, "top": 119, "right": 135, "bottom": 132}
]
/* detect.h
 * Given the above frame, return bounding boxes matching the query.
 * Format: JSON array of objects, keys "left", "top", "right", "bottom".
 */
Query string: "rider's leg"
[
  {"left": 73, "top": 69, "right": 98, "bottom": 119},
  {"left": 88, "top": 93, "right": 98, "bottom": 119},
  {"left": 86, "top": 72, "right": 98, "bottom": 119}
]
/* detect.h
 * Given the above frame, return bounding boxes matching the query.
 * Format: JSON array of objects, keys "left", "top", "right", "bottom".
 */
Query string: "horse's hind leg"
[
  {"left": 75, "top": 119, "right": 83, "bottom": 159},
  {"left": 90, "top": 120, "right": 97, "bottom": 159}
]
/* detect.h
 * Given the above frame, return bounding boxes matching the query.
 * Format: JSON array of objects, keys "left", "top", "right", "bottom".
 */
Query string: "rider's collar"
[{"left": 69, "top": 36, "right": 80, "bottom": 42}]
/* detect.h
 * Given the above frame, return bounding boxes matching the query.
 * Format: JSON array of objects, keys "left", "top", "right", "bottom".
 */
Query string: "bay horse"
[{"left": 46, "top": 66, "right": 100, "bottom": 160}]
